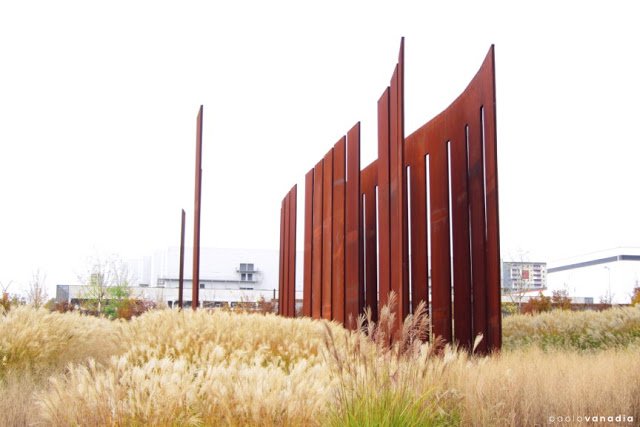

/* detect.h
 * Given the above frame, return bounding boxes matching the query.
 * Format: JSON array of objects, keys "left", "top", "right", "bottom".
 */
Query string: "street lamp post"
[{"left": 604, "top": 266, "right": 611, "bottom": 304}]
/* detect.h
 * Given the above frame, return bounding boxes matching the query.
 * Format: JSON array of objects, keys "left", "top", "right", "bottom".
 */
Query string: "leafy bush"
[
  {"left": 551, "top": 289, "right": 572, "bottom": 310},
  {"left": 501, "top": 302, "right": 518, "bottom": 316},
  {"left": 116, "top": 298, "right": 156, "bottom": 320},
  {"left": 522, "top": 291, "right": 552, "bottom": 314},
  {"left": 0, "top": 293, "right": 24, "bottom": 313}
]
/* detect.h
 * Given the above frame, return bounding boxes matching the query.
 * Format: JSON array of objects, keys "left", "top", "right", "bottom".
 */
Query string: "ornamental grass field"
[{"left": 1, "top": 303, "right": 639, "bottom": 426}]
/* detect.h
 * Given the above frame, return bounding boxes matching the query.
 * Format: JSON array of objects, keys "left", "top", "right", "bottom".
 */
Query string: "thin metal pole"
[
  {"left": 178, "top": 209, "right": 185, "bottom": 308},
  {"left": 192, "top": 105, "right": 203, "bottom": 310}
]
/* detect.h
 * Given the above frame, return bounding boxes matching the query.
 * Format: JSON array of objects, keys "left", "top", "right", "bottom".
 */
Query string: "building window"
[
  {"left": 241, "top": 273, "right": 254, "bottom": 282},
  {"left": 199, "top": 283, "right": 205, "bottom": 289},
  {"left": 239, "top": 263, "right": 255, "bottom": 272}
]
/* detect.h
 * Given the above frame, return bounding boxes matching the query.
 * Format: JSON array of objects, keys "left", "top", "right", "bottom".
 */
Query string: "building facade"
[
  {"left": 56, "top": 247, "right": 303, "bottom": 309},
  {"left": 547, "top": 248, "right": 640, "bottom": 305},
  {"left": 502, "top": 261, "right": 547, "bottom": 292}
]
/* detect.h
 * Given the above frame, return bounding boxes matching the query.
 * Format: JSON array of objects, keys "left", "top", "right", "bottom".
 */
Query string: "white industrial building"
[
  {"left": 546, "top": 248, "right": 640, "bottom": 304},
  {"left": 56, "top": 247, "right": 303, "bottom": 309}
]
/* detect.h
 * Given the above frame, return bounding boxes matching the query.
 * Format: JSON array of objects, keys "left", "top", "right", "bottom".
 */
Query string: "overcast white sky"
[{"left": 1, "top": 1, "right": 639, "bottom": 296}]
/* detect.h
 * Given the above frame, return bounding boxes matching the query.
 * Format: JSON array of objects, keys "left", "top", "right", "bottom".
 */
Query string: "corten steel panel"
[
  {"left": 482, "top": 47, "right": 501, "bottom": 352},
  {"left": 389, "top": 45, "right": 409, "bottom": 332},
  {"left": 302, "top": 170, "right": 314, "bottom": 317},
  {"left": 449, "top": 121, "right": 473, "bottom": 349},
  {"left": 406, "top": 143, "right": 428, "bottom": 317},
  {"left": 179, "top": 209, "right": 186, "bottom": 309},
  {"left": 278, "top": 200, "right": 286, "bottom": 315},
  {"left": 467, "top": 112, "right": 488, "bottom": 353},
  {"left": 321, "top": 149, "right": 334, "bottom": 320},
  {"left": 361, "top": 161, "right": 378, "bottom": 320},
  {"left": 283, "top": 193, "right": 291, "bottom": 316},
  {"left": 284, "top": 41, "right": 499, "bottom": 350},
  {"left": 192, "top": 105, "right": 203, "bottom": 311},
  {"left": 345, "top": 123, "right": 362, "bottom": 327},
  {"left": 332, "top": 138, "right": 346, "bottom": 324},
  {"left": 429, "top": 139, "right": 453, "bottom": 342},
  {"left": 287, "top": 185, "right": 297, "bottom": 316},
  {"left": 403, "top": 45, "right": 500, "bottom": 352},
  {"left": 377, "top": 88, "right": 391, "bottom": 311},
  {"left": 311, "top": 160, "right": 324, "bottom": 319}
]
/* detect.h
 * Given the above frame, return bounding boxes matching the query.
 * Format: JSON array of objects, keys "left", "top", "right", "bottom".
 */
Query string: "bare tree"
[
  {"left": 27, "top": 269, "right": 48, "bottom": 308},
  {"left": 1, "top": 280, "right": 14, "bottom": 311},
  {"left": 599, "top": 289, "right": 615, "bottom": 305},
  {"left": 78, "top": 254, "right": 135, "bottom": 313},
  {"left": 0, "top": 280, "right": 13, "bottom": 298},
  {"left": 504, "top": 249, "right": 532, "bottom": 311}
]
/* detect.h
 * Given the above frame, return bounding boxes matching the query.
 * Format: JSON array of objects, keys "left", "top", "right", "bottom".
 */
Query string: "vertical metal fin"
[{"left": 192, "top": 105, "right": 203, "bottom": 310}]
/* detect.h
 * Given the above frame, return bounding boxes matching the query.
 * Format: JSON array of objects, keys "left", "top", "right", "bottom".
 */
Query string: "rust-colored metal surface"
[
  {"left": 277, "top": 41, "right": 501, "bottom": 353},
  {"left": 192, "top": 105, "right": 203, "bottom": 311},
  {"left": 311, "top": 161, "right": 323, "bottom": 319},
  {"left": 403, "top": 45, "right": 500, "bottom": 352},
  {"left": 428, "top": 135, "right": 453, "bottom": 342},
  {"left": 377, "top": 88, "right": 391, "bottom": 312},
  {"left": 345, "top": 123, "right": 362, "bottom": 327},
  {"left": 282, "top": 192, "right": 290, "bottom": 316},
  {"left": 179, "top": 209, "right": 185, "bottom": 309},
  {"left": 278, "top": 185, "right": 297, "bottom": 316},
  {"left": 332, "top": 138, "right": 346, "bottom": 324},
  {"left": 302, "top": 170, "right": 314, "bottom": 317},
  {"left": 406, "top": 142, "right": 428, "bottom": 319},
  {"left": 278, "top": 200, "right": 284, "bottom": 315},
  {"left": 361, "top": 161, "right": 378, "bottom": 320},
  {"left": 287, "top": 185, "right": 297, "bottom": 316},
  {"left": 389, "top": 42, "right": 409, "bottom": 334},
  {"left": 450, "top": 123, "right": 473, "bottom": 349},
  {"left": 483, "top": 50, "right": 502, "bottom": 351},
  {"left": 321, "top": 148, "right": 334, "bottom": 320}
]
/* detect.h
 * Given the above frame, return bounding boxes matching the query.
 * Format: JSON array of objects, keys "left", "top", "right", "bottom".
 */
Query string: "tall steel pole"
[
  {"left": 178, "top": 209, "right": 186, "bottom": 308},
  {"left": 192, "top": 105, "right": 203, "bottom": 310}
]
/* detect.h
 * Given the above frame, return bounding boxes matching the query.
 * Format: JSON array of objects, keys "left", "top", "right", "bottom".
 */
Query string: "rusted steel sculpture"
[
  {"left": 278, "top": 39, "right": 501, "bottom": 353},
  {"left": 192, "top": 105, "right": 203, "bottom": 310},
  {"left": 179, "top": 208, "right": 186, "bottom": 308},
  {"left": 278, "top": 185, "right": 297, "bottom": 316}
]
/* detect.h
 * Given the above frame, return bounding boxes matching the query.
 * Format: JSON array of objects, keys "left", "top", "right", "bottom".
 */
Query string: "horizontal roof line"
[{"left": 548, "top": 255, "right": 640, "bottom": 273}]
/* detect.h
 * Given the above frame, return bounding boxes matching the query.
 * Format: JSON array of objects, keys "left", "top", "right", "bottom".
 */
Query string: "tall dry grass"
[
  {"left": 503, "top": 306, "right": 640, "bottom": 351},
  {"left": 0, "top": 372, "right": 40, "bottom": 427},
  {"left": 39, "top": 309, "right": 346, "bottom": 426},
  {"left": 0, "top": 307, "right": 127, "bottom": 426},
  {"left": 323, "top": 296, "right": 463, "bottom": 426},
  {"left": 1, "top": 306, "right": 126, "bottom": 375},
  {"left": 452, "top": 347, "right": 640, "bottom": 425},
  {"left": 324, "top": 299, "right": 640, "bottom": 425},
  {"left": 2, "top": 304, "right": 639, "bottom": 426}
]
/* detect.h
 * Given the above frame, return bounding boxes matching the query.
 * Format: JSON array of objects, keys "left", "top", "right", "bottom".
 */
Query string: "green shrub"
[{"left": 328, "top": 388, "right": 460, "bottom": 427}]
